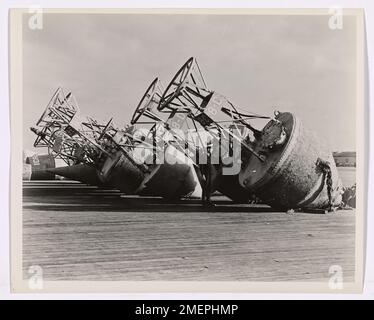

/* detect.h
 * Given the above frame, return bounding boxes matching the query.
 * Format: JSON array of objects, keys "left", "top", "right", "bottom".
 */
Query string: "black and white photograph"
[{"left": 9, "top": 8, "right": 365, "bottom": 293}]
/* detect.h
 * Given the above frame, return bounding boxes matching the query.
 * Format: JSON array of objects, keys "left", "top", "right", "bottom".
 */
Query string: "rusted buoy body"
[{"left": 239, "top": 112, "right": 342, "bottom": 210}]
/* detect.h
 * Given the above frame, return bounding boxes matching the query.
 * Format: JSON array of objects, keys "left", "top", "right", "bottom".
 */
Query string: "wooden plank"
[{"left": 22, "top": 182, "right": 356, "bottom": 281}]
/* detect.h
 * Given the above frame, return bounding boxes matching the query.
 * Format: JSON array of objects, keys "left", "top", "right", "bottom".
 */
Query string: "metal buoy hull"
[
  {"left": 140, "top": 163, "right": 197, "bottom": 199},
  {"left": 47, "top": 164, "right": 104, "bottom": 186},
  {"left": 239, "top": 112, "right": 342, "bottom": 209},
  {"left": 216, "top": 173, "right": 251, "bottom": 203},
  {"left": 105, "top": 153, "right": 146, "bottom": 194},
  {"left": 139, "top": 145, "right": 200, "bottom": 199},
  {"left": 198, "top": 164, "right": 251, "bottom": 203},
  {"left": 25, "top": 154, "right": 56, "bottom": 180}
]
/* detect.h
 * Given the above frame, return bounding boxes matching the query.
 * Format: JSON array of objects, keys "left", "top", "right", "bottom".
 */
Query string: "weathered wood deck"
[{"left": 22, "top": 181, "right": 355, "bottom": 281}]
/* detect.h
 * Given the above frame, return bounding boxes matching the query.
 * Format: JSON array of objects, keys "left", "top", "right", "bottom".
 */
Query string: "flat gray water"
[{"left": 337, "top": 167, "right": 356, "bottom": 187}]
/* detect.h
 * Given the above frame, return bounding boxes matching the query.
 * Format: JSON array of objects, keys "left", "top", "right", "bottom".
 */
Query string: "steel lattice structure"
[
  {"left": 157, "top": 57, "right": 270, "bottom": 163},
  {"left": 31, "top": 87, "right": 110, "bottom": 165}
]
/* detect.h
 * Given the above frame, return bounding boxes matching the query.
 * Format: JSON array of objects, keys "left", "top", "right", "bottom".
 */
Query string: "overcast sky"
[{"left": 23, "top": 13, "right": 357, "bottom": 152}]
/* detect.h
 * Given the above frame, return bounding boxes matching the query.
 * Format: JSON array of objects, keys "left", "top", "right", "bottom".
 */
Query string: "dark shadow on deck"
[{"left": 22, "top": 181, "right": 352, "bottom": 214}]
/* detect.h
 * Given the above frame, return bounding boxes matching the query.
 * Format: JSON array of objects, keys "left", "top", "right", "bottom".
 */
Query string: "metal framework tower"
[
  {"left": 157, "top": 57, "right": 342, "bottom": 210},
  {"left": 31, "top": 87, "right": 149, "bottom": 192},
  {"left": 130, "top": 78, "right": 202, "bottom": 199},
  {"left": 155, "top": 58, "right": 270, "bottom": 203},
  {"left": 157, "top": 57, "right": 270, "bottom": 163},
  {"left": 31, "top": 87, "right": 109, "bottom": 166}
]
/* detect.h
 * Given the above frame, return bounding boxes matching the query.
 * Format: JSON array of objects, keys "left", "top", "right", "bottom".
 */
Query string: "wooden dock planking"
[{"left": 22, "top": 181, "right": 356, "bottom": 281}]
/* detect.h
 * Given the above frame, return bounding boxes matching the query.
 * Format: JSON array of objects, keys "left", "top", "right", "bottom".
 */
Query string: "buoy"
[
  {"left": 26, "top": 154, "right": 56, "bottom": 180},
  {"left": 47, "top": 164, "right": 104, "bottom": 186},
  {"left": 137, "top": 144, "right": 200, "bottom": 199},
  {"left": 239, "top": 112, "right": 342, "bottom": 210}
]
